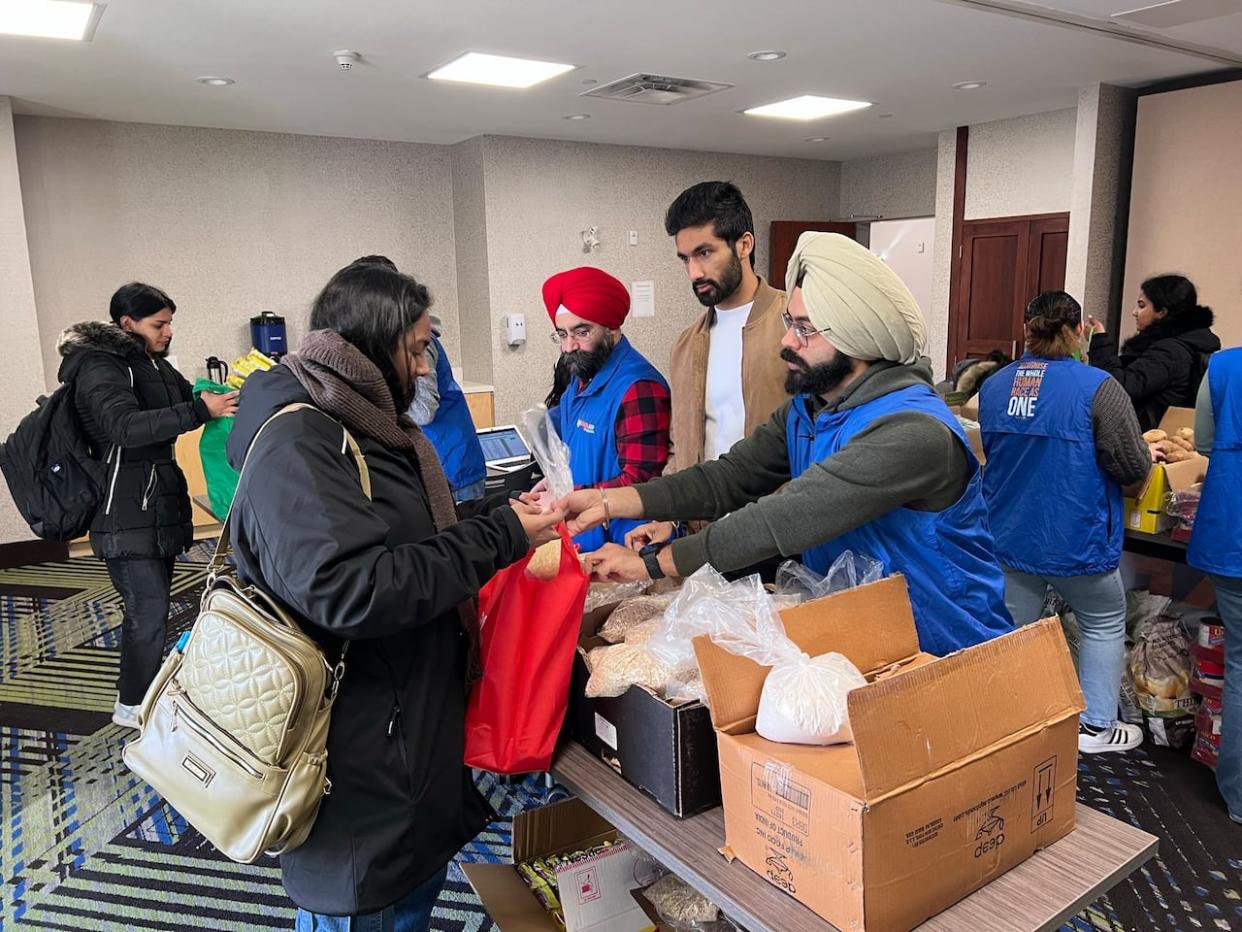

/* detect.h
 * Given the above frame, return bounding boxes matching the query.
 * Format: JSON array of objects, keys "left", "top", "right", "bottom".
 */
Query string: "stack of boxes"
[{"left": 1190, "top": 621, "right": 1225, "bottom": 769}]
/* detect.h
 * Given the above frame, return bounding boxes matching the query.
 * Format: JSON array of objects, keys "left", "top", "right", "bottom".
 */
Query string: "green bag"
[{"left": 194, "top": 379, "right": 238, "bottom": 519}]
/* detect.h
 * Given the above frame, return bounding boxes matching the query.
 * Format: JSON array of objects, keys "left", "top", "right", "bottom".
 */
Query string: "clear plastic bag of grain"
[
  {"left": 599, "top": 594, "right": 675, "bottom": 643},
  {"left": 584, "top": 643, "right": 673, "bottom": 698},
  {"left": 642, "top": 874, "right": 721, "bottom": 927}
]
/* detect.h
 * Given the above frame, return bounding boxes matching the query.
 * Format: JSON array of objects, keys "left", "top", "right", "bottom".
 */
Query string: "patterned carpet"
[{"left": 0, "top": 546, "right": 1238, "bottom": 931}]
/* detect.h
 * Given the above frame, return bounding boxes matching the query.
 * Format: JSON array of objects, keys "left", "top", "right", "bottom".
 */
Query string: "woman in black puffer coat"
[
  {"left": 1088, "top": 274, "right": 1221, "bottom": 432},
  {"left": 57, "top": 283, "right": 237, "bottom": 727}
]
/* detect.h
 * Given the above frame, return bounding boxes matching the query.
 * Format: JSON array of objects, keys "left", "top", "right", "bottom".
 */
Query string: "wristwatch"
[{"left": 639, "top": 541, "right": 669, "bottom": 580}]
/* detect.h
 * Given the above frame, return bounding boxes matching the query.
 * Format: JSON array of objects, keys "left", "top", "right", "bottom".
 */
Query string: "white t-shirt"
[{"left": 704, "top": 302, "right": 753, "bottom": 461}]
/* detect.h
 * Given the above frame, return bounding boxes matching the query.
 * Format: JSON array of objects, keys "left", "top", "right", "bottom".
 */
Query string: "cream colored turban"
[{"left": 785, "top": 232, "right": 927, "bottom": 364}]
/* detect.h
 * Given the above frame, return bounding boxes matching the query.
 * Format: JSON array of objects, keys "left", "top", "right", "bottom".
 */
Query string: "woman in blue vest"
[
  {"left": 411, "top": 326, "right": 487, "bottom": 502},
  {"left": 1187, "top": 346, "right": 1242, "bottom": 823},
  {"left": 540, "top": 267, "right": 670, "bottom": 552},
  {"left": 981, "top": 291, "right": 1155, "bottom": 754}
]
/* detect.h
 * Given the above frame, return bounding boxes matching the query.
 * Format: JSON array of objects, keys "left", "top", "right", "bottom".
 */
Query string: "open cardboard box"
[
  {"left": 462, "top": 797, "right": 657, "bottom": 932},
  {"left": 693, "top": 575, "right": 1085, "bottom": 932},
  {"left": 568, "top": 604, "right": 721, "bottom": 818},
  {"left": 1126, "top": 407, "right": 1209, "bottom": 534}
]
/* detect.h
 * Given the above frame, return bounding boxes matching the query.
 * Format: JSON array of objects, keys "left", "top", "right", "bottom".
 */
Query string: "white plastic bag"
[
  {"left": 516, "top": 405, "right": 574, "bottom": 505},
  {"left": 756, "top": 652, "right": 867, "bottom": 745},
  {"left": 774, "top": 551, "right": 884, "bottom": 602}
]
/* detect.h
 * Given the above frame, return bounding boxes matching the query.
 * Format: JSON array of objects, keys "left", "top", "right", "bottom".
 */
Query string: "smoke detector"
[
  {"left": 582, "top": 73, "right": 733, "bottom": 106},
  {"left": 334, "top": 50, "right": 362, "bottom": 71}
]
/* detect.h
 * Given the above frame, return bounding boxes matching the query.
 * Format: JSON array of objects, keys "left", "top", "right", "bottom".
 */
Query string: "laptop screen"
[{"left": 478, "top": 426, "right": 530, "bottom": 465}]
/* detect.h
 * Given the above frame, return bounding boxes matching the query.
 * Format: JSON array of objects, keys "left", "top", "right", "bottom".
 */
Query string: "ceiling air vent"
[{"left": 581, "top": 73, "right": 733, "bottom": 105}]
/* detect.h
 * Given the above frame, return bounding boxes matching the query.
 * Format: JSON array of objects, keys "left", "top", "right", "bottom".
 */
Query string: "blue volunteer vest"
[
  {"left": 786, "top": 383, "right": 1012, "bottom": 655},
  {"left": 556, "top": 336, "right": 668, "bottom": 552},
  {"left": 979, "top": 356, "right": 1123, "bottom": 577},
  {"left": 1188, "top": 347, "right": 1242, "bottom": 577},
  {"left": 421, "top": 336, "right": 487, "bottom": 496}
]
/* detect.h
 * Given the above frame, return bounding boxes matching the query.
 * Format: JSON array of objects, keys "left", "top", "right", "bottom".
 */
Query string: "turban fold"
[
  {"left": 785, "top": 232, "right": 927, "bottom": 364},
  {"left": 542, "top": 267, "right": 630, "bottom": 329}
]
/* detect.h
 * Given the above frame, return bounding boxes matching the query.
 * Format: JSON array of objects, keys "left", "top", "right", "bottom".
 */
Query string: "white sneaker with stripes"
[
  {"left": 112, "top": 697, "right": 141, "bottom": 729},
  {"left": 1078, "top": 720, "right": 1143, "bottom": 754}
]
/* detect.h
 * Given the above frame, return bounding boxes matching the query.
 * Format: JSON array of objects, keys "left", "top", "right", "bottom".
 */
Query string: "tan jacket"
[{"left": 666, "top": 277, "right": 790, "bottom": 472}]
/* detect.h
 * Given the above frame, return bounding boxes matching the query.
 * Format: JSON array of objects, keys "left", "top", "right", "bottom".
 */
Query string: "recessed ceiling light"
[
  {"left": 564, "top": 113, "right": 590, "bottom": 121},
  {"left": 805, "top": 136, "right": 830, "bottom": 143},
  {"left": 747, "top": 50, "right": 787, "bottom": 62},
  {"left": 0, "top": 0, "right": 103, "bottom": 40},
  {"left": 953, "top": 81, "right": 987, "bottom": 90},
  {"left": 195, "top": 76, "right": 236, "bottom": 87},
  {"left": 426, "top": 52, "right": 575, "bottom": 89},
  {"left": 744, "top": 95, "right": 871, "bottom": 121}
]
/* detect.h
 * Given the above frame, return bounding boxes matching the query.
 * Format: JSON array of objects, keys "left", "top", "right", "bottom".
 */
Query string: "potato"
[
  {"left": 1168, "top": 437, "right": 1194, "bottom": 452},
  {"left": 1143, "top": 429, "right": 1168, "bottom": 443},
  {"left": 1176, "top": 427, "right": 1195, "bottom": 442},
  {"left": 1165, "top": 449, "right": 1193, "bottom": 463}
]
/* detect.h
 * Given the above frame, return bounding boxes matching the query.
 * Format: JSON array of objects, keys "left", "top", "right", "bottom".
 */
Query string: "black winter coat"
[
  {"left": 1089, "top": 307, "right": 1221, "bottom": 432},
  {"left": 57, "top": 322, "right": 209, "bottom": 560},
  {"left": 225, "top": 364, "right": 529, "bottom": 916}
]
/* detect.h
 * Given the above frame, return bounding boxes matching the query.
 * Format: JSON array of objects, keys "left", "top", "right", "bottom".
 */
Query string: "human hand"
[
  {"left": 625, "top": 521, "right": 676, "bottom": 551},
  {"left": 1086, "top": 315, "right": 1105, "bottom": 337},
  {"left": 559, "top": 489, "right": 607, "bottom": 537},
  {"left": 583, "top": 543, "right": 650, "bottom": 583},
  {"left": 510, "top": 499, "right": 565, "bottom": 549},
  {"left": 202, "top": 390, "right": 239, "bottom": 418},
  {"left": 1150, "top": 442, "right": 1168, "bottom": 464}
]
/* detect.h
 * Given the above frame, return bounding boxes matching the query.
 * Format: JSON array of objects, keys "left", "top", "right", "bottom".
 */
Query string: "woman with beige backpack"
[{"left": 225, "top": 257, "right": 563, "bottom": 931}]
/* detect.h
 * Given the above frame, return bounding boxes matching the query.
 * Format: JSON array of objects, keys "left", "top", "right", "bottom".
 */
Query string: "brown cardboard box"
[
  {"left": 1125, "top": 408, "right": 1208, "bottom": 534},
  {"left": 693, "top": 576, "right": 1084, "bottom": 932},
  {"left": 462, "top": 797, "right": 657, "bottom": 932}
]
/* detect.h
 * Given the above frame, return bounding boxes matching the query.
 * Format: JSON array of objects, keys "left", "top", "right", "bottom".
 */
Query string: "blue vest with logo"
[
  {"left": 421, "top": 336, "right": 487, "bottom": 496},
  {"left": 979, "top": 356, "right": 1123, "bottom": 577},
  {"left": 1188, "top": 347, "right": 1242, "bottom": 577},
  {"left": 785, "top": 383, "right": 1012, "bottom": 655},
  {"left": 556, "top": 336, "right": 668, "bottom": 552}
]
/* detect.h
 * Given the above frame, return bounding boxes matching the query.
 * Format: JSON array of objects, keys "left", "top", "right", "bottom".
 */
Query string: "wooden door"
[
  {"left": 951, "top": 212, "right": 1068, "bottom": 365},
  {"left": 769, "top": 221, "right": 858, "bottom": 288}
]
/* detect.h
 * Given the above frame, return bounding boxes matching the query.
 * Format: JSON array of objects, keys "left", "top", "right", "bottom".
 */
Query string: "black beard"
[
  {"left": 781, "top": 347, "right": 856, "bottom": 396},
  {"left": 563, "top": 333, "right": 615, "bottom": 382},
  {"left": 691, "top": 250, "right": 744, "bottom": 308}
]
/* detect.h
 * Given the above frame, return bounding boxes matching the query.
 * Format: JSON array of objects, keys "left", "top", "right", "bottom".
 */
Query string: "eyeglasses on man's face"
[
  {"left": 550, "top": 324, "right": 598, "bottom": 345},
  {"left": 782, "top": 311, "right": 832, "bottom": 346}
]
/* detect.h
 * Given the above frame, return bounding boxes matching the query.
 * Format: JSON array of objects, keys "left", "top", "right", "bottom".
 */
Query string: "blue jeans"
[
  {"left": 1003, "top": 567, "right": 1127, "bottom": 729},
  {"left": 1210, "top": 574, "right": 1242, "bottom": 821},
  {"left": 295, "top": 867, "right": 447, "bottom": 932}
]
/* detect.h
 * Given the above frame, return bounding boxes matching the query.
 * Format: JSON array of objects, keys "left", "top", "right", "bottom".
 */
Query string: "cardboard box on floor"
[
  {"left": 693, "top": 575, "right": 1085, "bottom": 932},
  {"left": 569, "top": 604, "right": 721, "bottom": 818},
  {"left": 1126, "top": 407, "right": 1209, "bottom": 534},
  {"left": 461, "top": 797, "right": 657, "bottom": 932}
]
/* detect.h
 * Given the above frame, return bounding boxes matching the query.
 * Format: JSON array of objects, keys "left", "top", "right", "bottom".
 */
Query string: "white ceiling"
[{"left": 1, "top": 0, "right": 1240, "bottom": 161}]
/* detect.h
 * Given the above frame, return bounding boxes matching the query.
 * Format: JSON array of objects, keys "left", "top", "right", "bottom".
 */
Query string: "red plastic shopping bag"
[{"left": 464, "top": 524, "right": 589, "bottom": 773}]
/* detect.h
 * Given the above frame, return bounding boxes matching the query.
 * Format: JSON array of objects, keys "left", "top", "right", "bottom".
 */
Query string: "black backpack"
[{"left": 0, "top": 380, "right": 113, "bottom": 541}]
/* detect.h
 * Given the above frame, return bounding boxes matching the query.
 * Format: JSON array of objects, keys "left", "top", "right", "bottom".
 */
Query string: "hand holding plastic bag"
[{"left": 517, "top": 405, "right": 573, "bottom": 509}]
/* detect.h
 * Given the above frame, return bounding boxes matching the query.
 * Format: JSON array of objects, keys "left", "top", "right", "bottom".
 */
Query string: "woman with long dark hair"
[
  {"left": 57, "top": 283, "right": 237, "bottom": 728},
  {"left": 1088, "top": 274, "right": 1221, "bottom": 431},
  {"left": 225, "top": 260, "right": 563, "bottom": 931}
]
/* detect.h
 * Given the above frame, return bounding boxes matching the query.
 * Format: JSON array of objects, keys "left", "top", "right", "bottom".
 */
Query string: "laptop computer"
[{"left": 477, "top": 424, "right": 533, "bottom": 473}]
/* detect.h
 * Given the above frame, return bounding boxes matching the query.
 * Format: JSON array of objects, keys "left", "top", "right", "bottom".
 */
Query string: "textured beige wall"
[
  {"left": 1124, "top": 80, "right": 1242, "bottom": 349},
  {"left": 1065, "top": 85, "right": 1135, "bottom": 322},
  {"left": 0, "top": 100, "right": 48, "bottom": 545},
  {"left": 840, "top": 148, "right": 938, "bottom": 221},
  {"left": 964, "top": 108, "right": 1077, "bottom": 220},
  {"left": 476, "top": 136, "right": 841, "bottom": 423},
  {"left": 15, "top": 117, "right": 462, "bottom": 389},
  {"left": 451, "top": 137, "right": 492, "bottom": 383}
]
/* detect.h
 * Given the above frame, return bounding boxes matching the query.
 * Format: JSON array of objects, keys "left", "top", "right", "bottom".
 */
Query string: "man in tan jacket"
[{"left": 663, "top": 181, "right": 789, "bottom": 472}]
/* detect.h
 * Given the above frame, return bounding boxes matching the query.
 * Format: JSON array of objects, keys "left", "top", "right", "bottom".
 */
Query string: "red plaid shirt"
[{"left": 575, "top": 379, "right": 671, "bottom": 490}]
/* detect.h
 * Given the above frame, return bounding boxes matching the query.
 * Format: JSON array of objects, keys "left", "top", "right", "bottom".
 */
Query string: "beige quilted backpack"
[{"left": 123, "top": 403, "right": 369, "bottom": 864}]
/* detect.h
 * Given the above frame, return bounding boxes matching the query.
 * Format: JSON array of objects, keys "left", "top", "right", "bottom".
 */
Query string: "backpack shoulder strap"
[{"left": 207, "top": 403, "right": 370, "bottom": 579}]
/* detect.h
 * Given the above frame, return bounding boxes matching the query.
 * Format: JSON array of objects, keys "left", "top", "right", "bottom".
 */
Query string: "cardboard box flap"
[
  {"left": 694, "top": 575, "right": 921, "bottom": 735},
  {"left": 1158, "top": 406, "right": 1196, "bottom": 434},
  {"left": 848, "top": 618, "right": 1084, "bottom": 800},
  {"left": 1136, "top": 453, "right": 1208, "bottom": 500},
  {"left": 461, "top": 862, "right": 557, "bottom": 932},
  {"left": 512, "top": 797, "right": 617, "bottom": 863}
]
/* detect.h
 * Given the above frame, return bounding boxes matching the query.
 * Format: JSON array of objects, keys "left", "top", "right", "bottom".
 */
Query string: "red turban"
[{"left": 542, "top": 267, "right": 630, "bottom": 329}]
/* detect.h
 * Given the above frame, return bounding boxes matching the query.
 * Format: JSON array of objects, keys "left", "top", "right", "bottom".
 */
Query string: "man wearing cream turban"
[
  {"left": 538, "top": 266, "right": 670, "bottom": 553},
  {"left": 556, "top": 233, "right": 1014, "bottom": 655}
]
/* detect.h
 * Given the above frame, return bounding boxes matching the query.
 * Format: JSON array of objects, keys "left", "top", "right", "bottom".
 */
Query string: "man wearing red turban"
[{"left": 539, "top": 266, "right": 671, "bottom": 553}]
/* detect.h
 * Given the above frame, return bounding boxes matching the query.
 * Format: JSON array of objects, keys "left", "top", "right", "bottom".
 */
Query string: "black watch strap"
[{"left": 640, "top": 542, "right": 667, "bottom": 580}]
